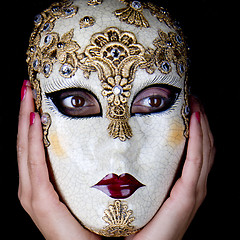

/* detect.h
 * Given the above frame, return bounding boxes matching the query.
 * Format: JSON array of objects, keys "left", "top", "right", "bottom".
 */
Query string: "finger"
[
  {"left": 28, "top": 112, "right": 51, "bottom": 200},
  {"left": 181, "top": 112, "right": 203, "bottom": 194},
  {"left": 17, "top": 80, "right": 34, "bottom": 202},
  {"left": 195, "top": 112, "right": 215, "bottom": 205},
  {"left": 202, "top": 112, "right": 215, "bottom": 171}
]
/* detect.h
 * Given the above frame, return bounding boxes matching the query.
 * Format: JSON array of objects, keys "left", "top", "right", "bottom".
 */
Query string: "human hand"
[
  {"left": 17, "top": 80, "right": 101, "bottom": 240},
  {"left": 125, "top": 97, "right": 215, "bottom": 240}
]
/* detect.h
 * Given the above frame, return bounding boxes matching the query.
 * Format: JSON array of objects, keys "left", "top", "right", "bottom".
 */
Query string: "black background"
[{"left": 1, "top": 0, "right": 238, "bottom": 239}]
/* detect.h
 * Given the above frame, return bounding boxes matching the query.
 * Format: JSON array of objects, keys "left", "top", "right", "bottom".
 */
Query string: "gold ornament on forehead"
[{"left": 79, "top": 27, "right": 147, "bottom": 141}]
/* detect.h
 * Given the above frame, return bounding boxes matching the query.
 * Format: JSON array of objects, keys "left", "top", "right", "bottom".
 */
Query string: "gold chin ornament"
[{"left": 26, "top": 0, "right": 190, "bottom": 237}]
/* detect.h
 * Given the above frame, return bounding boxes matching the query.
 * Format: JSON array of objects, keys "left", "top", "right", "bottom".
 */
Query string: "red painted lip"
[{"left": 92, "top": 173, "right": 145, "bottom": 199}]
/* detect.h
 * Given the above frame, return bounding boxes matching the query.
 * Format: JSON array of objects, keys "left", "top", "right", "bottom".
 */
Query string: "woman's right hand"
[{"left": 17, "top": 80, "right": 101, "bottom": 240}]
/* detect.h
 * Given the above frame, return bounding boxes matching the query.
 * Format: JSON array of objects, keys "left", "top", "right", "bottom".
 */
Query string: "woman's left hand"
[{"left": 126, "top": 97, "right": 215, "bottom": 240}]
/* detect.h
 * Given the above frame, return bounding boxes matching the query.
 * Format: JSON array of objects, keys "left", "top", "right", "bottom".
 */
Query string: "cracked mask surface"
[{"left": 26, "top": 0, "right": 189, "bottom": 236}]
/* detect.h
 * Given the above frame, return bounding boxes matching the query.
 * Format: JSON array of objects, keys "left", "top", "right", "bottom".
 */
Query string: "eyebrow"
[
  {"left": 150, "top": 74, "right": 182, "bottom": 86},
  {"left": 43, "top": 75, "right": 95, "bottom": 94}
]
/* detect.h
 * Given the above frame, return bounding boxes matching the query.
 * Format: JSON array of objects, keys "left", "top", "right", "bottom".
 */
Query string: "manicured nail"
[
  {"left": 195, "top": 111, "right": 201, "bottom": 123},
  {"left": 30, "top": 112, "right": 36, "bottom": 126},
  {"left": 21, "top": 80, "right": 30, "bottom": 101}
]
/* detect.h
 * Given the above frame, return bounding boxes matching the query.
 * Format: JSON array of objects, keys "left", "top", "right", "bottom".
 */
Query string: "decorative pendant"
[
  {"left": 41, "top": 113, "right": 52, "bottom": 147},
  {"left": 80, "top": 27, "right": 147, "bottom": 141}
]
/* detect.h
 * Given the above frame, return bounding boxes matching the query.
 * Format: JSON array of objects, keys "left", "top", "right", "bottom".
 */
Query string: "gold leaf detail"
[
  {"left": 79, "top": 16, "right": 96, "bottom": 29},
  {"left": 88, "top": 0, "right": 103, "bottom": 5},
  {"left": 153, "top": 30, "right": 188, "bottom": 77},
  {"left": 100, "top": 200, "right": 138, "bottom": 237},
  {"left": 115, "top": 1, "right": 150, "bottom": 28}
]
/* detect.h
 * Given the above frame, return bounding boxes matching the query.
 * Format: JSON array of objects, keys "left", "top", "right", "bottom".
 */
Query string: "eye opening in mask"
[
  {"left": 46, "top": 88, "right": 102, "bottom": 118},
  {"left": 131, "top": 84, "right": 181, "bottom": 116}
]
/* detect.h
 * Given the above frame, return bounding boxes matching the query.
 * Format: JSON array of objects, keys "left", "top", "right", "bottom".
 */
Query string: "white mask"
[{"left": 27, "top": 0, "right": 190, "bottom": 237}]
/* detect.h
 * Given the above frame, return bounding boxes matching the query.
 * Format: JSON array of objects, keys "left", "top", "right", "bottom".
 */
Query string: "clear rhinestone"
[
  {"left": 57, "top": 42, "right": 65, "bottom": 49},
  {"left": 34, "top": 14, "right": 42, "bottom": 25},
  {"left": 30, "top": 46, "right": 36, "bottom": 53},
  {"left": 43, "top": 64, "right": 51, "bottom": 75},
  {"left": 161, "top": 61, "right": 171, "bottom": 73},
  {"left": 131, "top": 1, "right": 142, "bottom": 10},
  {"left": 33, "top": 59, "right": 39, "bottom": 70},
  {"left": 32, "top": 89, "right": 38, "bottom": 100},
  {"left": 44, "top": 35, "right": 52, "bottom": 45},
  {"left": 43, "top": 22, "right": 50, "bottom": 32},
  {"left": 83, "top": 16, "right": 90, "bottom": 22},
  {"left": 41, "top": 114, "right": 49, "bottom": 125},
  {"left": 176, "top": 35, "right": 183, "bottom": 44},
  {"left": 179, "top": 64, "right": 185, "bottom": 74},
  {"left": 185, "top": 105, "right": 190, "bottom": 116},
  {"left": 111, "top": 48, "right": 120, "bottom": 58},
  {"left": 63, "top": 7, "right": 76, "bottom": 16},
  {"left": 113, "top": 85, "right": 123, "bottom": 96},
  {"left": 61, "top": 64, "right": 72, "bottom": 76}
]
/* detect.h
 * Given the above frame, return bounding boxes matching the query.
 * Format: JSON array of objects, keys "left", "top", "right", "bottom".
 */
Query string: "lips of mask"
[{"left": 27, "top": 0, "right": 189, "bottom": 237}]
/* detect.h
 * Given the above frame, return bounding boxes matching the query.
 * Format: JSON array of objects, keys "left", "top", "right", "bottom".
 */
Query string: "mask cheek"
[
  {"left": 48, "top": 131, "right": 67, "bottom": 158},
  {"left": 166, "top": 118, "right": 186, "bottom": 147}
]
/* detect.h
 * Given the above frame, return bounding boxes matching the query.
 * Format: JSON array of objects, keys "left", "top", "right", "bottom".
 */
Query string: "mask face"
[{"left": 27, "top": 0, "right": 189, "bottom": 237}]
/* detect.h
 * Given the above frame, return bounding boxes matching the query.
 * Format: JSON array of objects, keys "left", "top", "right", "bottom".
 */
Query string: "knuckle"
[
  {"left": 18, "top": 191, "right": 31, "bottom": 213},
  {"left": 31, "top": 198, "right": 51, "bottom": 218}
]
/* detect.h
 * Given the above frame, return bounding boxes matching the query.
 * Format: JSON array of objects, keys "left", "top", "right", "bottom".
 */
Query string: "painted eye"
[
  {"left": 62, "top": 96, "right": 86, "bottom": 108},
  {"left": 47, "top": 89, "right": 102, "bottom": 118},
  {"left": 131, "top": 85, "right": 181, "bottom": 115}
]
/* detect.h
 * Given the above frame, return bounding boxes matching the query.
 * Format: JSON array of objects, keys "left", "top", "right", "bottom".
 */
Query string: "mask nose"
[{"left": 95, "top": 138, "right": 138, "bottom": 174}]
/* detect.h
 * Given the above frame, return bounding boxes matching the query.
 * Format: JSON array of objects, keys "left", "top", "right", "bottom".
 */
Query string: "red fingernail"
[
  {"left": 30, "top": 112, "right": 35, "bottom": 126},
  {"left": 195, "top": 111, "right": 201, "bottom": 123},
  {"left": 21, "top": 80, "right": 30, "bottom": 101}
]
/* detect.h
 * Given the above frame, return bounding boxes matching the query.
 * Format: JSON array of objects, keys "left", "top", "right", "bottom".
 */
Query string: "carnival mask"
[{"left": 26, "top": 0, "right": 189, "bottom": 237}]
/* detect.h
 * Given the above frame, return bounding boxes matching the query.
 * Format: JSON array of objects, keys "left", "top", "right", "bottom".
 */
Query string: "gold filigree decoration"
[
  {"left": 147, "top": 29, "right": 188, "bottom": 77},
  {"left": 41, "top": 29, "right": 81, "bottom": 78},
  {"left": 100, "top": 200, "right": 138, "bottom": 237},
  {"left": 79, "top": 16, "right": 96, "bottom": 29},
  {"left": 41, "top": 113, "right": 52, "bottom": 147},
  {"left": 29, "top": 1, "right": 78, "bottom": 44},
  {"left": 145, "top": 2, "right": 175, "bottom": 29},
  {"left": 26, "top": 1, "right": 78, "bottom": 110},
  {"left": 88, "top": 0, "right": 103, "bottom": 5},
  {"left": 79, "top": 27, "right": 147, "bottom": 141},
  {"left": 116, "top": 1, "right": 177, "bottom": 29},
  {"left": 182, "top": 76, "right": 190, "bottom": 138},
  {"left": 115, "top": 1, "right": 150, "bottom": 28}
]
